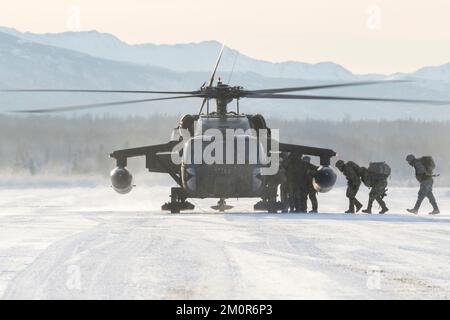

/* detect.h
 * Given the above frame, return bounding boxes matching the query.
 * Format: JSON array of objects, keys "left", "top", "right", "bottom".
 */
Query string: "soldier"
[
  {"left": 360, "top": 163, "right": 390, "bottom": 214},
  {"left": 406, "top": 154, "right": 440, "bottom": 215},
  {"left": 279, "top": 152, "right": 290, "bottom": 213},
  {"left": 286, "top": 151, "right": 308, "bottom": 212},
  {"left": 335, "top": 160, "right": 363, "bottom": 214},
  {"left": 303, "top": 156, "right": 319, "bottom": 213},
  {"left": 264, "top": 174, "right": 280, "bottom": 211},
  {"left": 260, "top": 157, "right": 286, "bottom": 213}
]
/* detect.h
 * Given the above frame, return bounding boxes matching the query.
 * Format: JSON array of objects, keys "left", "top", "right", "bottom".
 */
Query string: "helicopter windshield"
[{"left": 195, "top": 116, "right": 251, "bottom": 136}]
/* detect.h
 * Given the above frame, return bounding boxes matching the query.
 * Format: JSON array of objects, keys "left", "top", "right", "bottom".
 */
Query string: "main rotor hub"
[{"left": 202, "top": 81, "right": 243, "bottom": 115}]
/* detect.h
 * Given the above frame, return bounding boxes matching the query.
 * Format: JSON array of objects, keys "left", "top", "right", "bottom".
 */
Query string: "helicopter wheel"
[
  {"left": 211, "top": 198, "right": 233, "bottom": 212},
  {"left": 171, "top": 187, "right": 181, "bottom": 213},
  {"left": 253, "top": 198, "right": 282, "bottom": 213},
  {"left": 267, "top": 201, "right": 279, "bottom": 213},
  {"left": 161, "top": 187, "right": 195, "bottom": 214}
]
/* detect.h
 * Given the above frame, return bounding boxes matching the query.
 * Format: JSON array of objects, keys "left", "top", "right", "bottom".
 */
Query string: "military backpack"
[
  {"left": 368, "top": 162, "right": 391, "bottom": 178},
  {"left": 360, "top": 168, "right": 373, "bottom": 187},
  {"left": 346, "top": 161, "right": 361, "bottom": 174},
  {"left": 419, "top": 156, "right": 435, "bottom": 174}
]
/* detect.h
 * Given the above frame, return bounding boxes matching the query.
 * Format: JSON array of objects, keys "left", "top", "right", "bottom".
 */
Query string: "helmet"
[
  {"left": 303, "top": 156, "right": 311, "bottom": 163},
  {"left": 335, "top": 160, "right": 345, "bottom": 169},
  {"left": 406, "top": 154, "right": 415, "bottom": 163}
]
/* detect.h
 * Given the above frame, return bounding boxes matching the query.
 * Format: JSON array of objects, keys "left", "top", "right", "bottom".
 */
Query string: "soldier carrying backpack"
[
  {"left": 360, "top": 162, "right": 390, "bottom": 214},
  {"left": 303, "top": 156, "right": 319, "bottom": 213},
  {"left": 406, "top": 154, "right": 440, "bottom": 215},
  {"left": 335, "top": 160, "right": 363, "bottom": 214}
]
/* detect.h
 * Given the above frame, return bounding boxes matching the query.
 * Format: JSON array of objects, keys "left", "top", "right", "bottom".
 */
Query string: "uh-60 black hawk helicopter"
[{"left": 3, "top": 45, "right": 449, "bottom": 213}]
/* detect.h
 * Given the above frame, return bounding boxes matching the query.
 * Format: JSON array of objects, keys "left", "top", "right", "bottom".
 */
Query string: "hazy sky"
[{"left": 1, "top": 0, "right": 450, "bottom": 74}]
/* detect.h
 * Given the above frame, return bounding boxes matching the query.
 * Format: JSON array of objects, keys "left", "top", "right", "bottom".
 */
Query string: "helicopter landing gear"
[
  {"left": 211, "top": 198, "right": 233, "bottom": 212},
  {"left": 253, "top": 199, "right": 284, "bottom": 213},
  {"left": 162, "top": 187, "right": 195, "bottom": 213},
  {"left": 254, "top": 184, "right": 284, "bottom": 213}
]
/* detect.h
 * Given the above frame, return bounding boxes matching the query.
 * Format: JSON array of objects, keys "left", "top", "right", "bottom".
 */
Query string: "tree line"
[{"left": 0, "top": 114, "right": 449, "bottom": 186}]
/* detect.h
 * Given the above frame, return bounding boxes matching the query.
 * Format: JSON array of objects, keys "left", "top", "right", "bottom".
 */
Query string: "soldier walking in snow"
[
  {"left": 335, "top": 160, "right": 363, "bottom": 214},
  {"left": 303, "top": 156, "right": 319, "bottom": 213},
  {"left": 406, "top": 154, "right": 440, "bottom": 215},
  {"left": 360, "top": 162, "right": 390, "bottom": 214},
  {"left": 287, "top": 152, "right": 308, "bottom": 212}
]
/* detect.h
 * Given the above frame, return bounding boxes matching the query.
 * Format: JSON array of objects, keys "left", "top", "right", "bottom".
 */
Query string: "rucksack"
[
  {"left": 368, "top": 162, "right": 391, "bottom": 178},
  {"left": 346, "top": 161, "right": 361, "bottom": 174},
  {"left": 419, "top": 156, "right": 435, "bottom": 174},
  {"left": 360, "top": 168, "right": 373, "bottom": 187}
]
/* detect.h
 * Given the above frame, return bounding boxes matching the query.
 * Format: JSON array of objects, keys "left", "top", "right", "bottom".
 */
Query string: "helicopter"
[{"left": 2, "top": 45, "right": 450, "bottom": 213}]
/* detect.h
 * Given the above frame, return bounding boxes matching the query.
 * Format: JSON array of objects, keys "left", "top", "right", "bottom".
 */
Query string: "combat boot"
[
  {"left": 429, "top": 194, "right": 440, "bottom": 215},
  {"left": 354, "top": 199, "right": 363, "bottom": 213},
  {"left": 407, "top": 199, "right": 421, "bottom": 214},
  {"left": 378, "top": 198, "right": 389, "bottom": 214},
  {"left": 345, "top": 199, "right": 355, "bottom": 214},
  {"left": 362, "top": 199, "right": 373, "bottom": 214},
  {"left": 379, "top": 206, "right": 389, "bottom": 214}
]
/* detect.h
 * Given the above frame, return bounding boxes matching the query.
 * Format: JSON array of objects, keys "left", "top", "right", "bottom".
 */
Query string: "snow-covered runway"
[{"left": 0, "top": 186, "right": 449, "bottom": 299}]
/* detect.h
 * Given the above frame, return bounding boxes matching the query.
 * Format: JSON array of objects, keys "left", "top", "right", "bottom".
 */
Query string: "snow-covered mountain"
[
  {"left": 1, "top": 27, "right": 450, "bottom": 120},
  {"left": 3, "top": 26, "right": 450, "bottom": 82},
  {"left": 0, "top": 26, "right": 357, "bottom": 80},
  {"left": 413, "top": 63, "right": 450, "bottom": 81}
]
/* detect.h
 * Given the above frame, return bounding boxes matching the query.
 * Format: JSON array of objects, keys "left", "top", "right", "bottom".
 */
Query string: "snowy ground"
[{"left": 0, "top": 185, "right": 449, "bottom": 299}]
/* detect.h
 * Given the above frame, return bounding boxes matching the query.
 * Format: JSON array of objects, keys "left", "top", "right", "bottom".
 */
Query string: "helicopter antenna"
[
  {"left": 208, "top": 43, "right": 225, "bottom": 87},
  {"left": 227, "top": 51, "right": 240, "bottom": 85},
  {"left": 198, "top": 43, "right": 225, "bottom": 115}
]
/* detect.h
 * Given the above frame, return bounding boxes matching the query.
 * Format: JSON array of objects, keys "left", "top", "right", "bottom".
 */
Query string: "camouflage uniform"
[
  {"left": 336, "top": 160, "right": 363, "bottom": 213},
  {"left": 406, "top": 155, "right": 439, "bottom": 214},
  {"left": 303, "top": 156, "right": 318, "bottom": 213},
  {"left": 362, "top": 173, "right": 389, "bottom": 214},
  {"left": 280, "top": 182, "right": 289, "bottom": 212},
  {"left": 279, "top": 153, "right": 290, "bottom": 213},
  {"left": 261, "top": 160, "right": 286, "bottom": 213},
  {"left": 264, "top": 175, "right": 279, "bottom": 204},
  {"left": 287, "top": 153, "right": 308, "bottom": 212}
]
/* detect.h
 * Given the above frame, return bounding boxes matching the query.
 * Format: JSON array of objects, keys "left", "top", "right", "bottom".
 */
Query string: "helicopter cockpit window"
[
  {"left": 170, "top": 127, "right": 181, "bottom": 141},
  {"left": 250, "top": 114, "right": 267, "bottom": 131},
  {"left": 195, "top": 117, "right": 252, "bottom": 136},
  {"left": 179, "top": 114, "right": 195, "bottom": 137}
]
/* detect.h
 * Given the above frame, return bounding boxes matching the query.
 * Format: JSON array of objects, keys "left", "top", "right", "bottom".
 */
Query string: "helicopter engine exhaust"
[
  {"left": 312, "top": 166, "right": 337, "bottom": 193},
  {"left": 110, "top": 167, "right": 133, "bottom": 194}
]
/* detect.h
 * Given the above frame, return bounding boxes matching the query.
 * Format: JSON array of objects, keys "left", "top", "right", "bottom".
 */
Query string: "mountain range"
[{"left": 0, "top": 26, "right": 449, "bottom": 120}]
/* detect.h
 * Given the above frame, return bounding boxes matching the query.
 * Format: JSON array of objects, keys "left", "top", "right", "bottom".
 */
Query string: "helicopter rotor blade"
[
  {"left": 10, "top": 95, "right": 203, "bottom": 114},
  {"left": 245, "top": 93, "right": 450, "bottom": 105},
  {"left": 241, "top": 80, "right": 410, "bottom": 95},
  {"left": 1, "top": 89, "right": 201, "bottom": 94}
]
